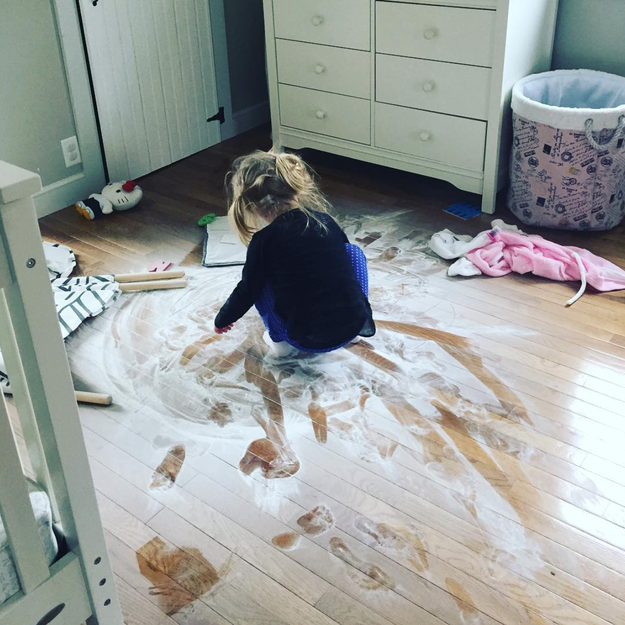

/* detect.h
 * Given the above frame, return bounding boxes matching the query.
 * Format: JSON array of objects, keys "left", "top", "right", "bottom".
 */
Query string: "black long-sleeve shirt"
[{"left": 215, "top": 210, "right": 375, "bottom": 349}]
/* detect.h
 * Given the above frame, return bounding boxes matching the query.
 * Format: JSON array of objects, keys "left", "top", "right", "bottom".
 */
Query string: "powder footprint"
[
  {"left": 150, "top": 445, "right": 186, "bottom": 490},
  {"left": 271, "top": 532, "right": 301, "bottom": 551},
  {"left": 354, "top": 517, "right": 429, "bottom": 572},
  {"left": 329, "top": 537, "right": 396, "bottom": 591},
  {"left": 297, "top": 505, "right": 335, "bottom": 536}
]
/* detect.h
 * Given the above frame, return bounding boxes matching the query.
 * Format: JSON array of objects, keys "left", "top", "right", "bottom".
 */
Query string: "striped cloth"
[
  {"left": 51, "top": 275, "right": 120, "bottom": 339},
  {"left": 44, "top": 242, "right": 121, "bottom": 339}
]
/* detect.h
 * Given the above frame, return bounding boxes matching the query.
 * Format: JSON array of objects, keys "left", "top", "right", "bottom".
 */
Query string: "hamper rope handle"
[{"left": 584, "top": 115, "right": 625, "bottom": 150}]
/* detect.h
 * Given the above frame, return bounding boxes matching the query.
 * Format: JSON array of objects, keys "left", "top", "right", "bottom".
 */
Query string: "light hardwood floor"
[{"left": 34, "top": 128, "right": 625, "bottom": 625}]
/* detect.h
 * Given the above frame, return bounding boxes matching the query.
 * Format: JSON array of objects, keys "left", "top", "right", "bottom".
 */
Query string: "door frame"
[
  {"left": 209, "top": 0, "right": 236, "bottom": 142},
  {"left": 37, "top": 0, "right": 106, "bottom": 218},
  {"left": 75, "top": 0, "right": 233, "bottom": 182},
  {"left": 46, "top": 0, "right": 239, "bottom": 215}
]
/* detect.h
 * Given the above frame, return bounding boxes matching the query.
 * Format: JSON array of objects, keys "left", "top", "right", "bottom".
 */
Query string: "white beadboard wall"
[{"left": 553, "top": 0, "right": 625, "bottom": 77}]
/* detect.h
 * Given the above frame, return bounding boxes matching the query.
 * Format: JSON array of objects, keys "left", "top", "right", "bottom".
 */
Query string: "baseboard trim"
[
  {"left": 34, "top": 170, "right": 104, "bottom": 218},
  {"left": 227, "top": 101, "right": 270, "bottom": 139}
]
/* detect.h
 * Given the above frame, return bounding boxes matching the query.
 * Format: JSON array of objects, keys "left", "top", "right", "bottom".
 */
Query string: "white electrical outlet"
[{"left": 61, "top": 135, "right": 82, "bottom": 168}]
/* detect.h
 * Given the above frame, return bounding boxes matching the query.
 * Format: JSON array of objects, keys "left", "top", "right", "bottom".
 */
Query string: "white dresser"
[{"left": 262, "top": 0, "right": 559, "bottom": 213}]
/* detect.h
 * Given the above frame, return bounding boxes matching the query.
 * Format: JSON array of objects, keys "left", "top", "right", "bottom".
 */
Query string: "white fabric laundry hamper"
[{"left": 509, "top": 70, "right": 625, "bottom": 231}]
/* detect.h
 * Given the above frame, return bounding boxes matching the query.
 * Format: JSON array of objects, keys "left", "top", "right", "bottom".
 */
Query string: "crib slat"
[
  {"left": 0, "top": 553, "right": 91, "bottom": 625},
  {"left": 0, "top": 228, "right": 12, "bottom": 291},
  {"left": 0, "top": 291, "right": 60, "bottom": 523},
  {"left": 0, "top": 392, "right": 50, "bottom": 593}
]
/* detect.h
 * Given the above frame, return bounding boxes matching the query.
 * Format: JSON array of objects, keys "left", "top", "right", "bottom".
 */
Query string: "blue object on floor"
[{"left": 444, "top": 202, "right": 481, "bottom": 220}]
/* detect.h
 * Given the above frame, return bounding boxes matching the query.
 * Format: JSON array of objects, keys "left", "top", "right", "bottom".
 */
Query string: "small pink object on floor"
[{"left": 148, "top": 261, "right": 172, "bottom": 273}]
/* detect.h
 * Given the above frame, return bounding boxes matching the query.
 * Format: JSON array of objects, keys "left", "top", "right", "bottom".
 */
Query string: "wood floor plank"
[
  {"left": 98, "top": 493, "right": 294, "bottom": 625},
  {"left": 455, "top": 272, "right": 625, "bottom": 337},
  {"left": 188, "top": 445, "right": 625, "bottom": 625},
  {"left": 287, "top": 430, "right": 625, "bottom": 592},
  {"left": 583, "top": 455, "right": 625, "bottom": 488},
  {"left": 183, "top": 473, "right": 464, "bottom": 625},
  {"left": 423, "top": 278, "right": 625, "bottom": 360},
  {"left": 83, "top": 429, "right": 164, "bottom": 523},
  {"left": 509, "top": 481, "right": 625, "bottom": 551},
  {"left": 202, "top": 439, "right": 625, "bottom": 625},
  {"left": 94, "top": 282, "right": 625, "bottom": 470},
  {"left": 81, "top": 304, "right": 625, "bottom": 552},
  {"left": 115, "top": 574, "right": 180, "bottom": 625},
  {"left": 81, "top": 294, "right": 601, "bottom": 471},
  {"left": 480, "top": 269, "right": 625, "bottom": 314},
  {"left": 83, "top": 426, "right": 332, "bottom": 607},
  {"left": 81, "top": 263, "right": 625, "bottom": 454},
  {"left": 106, "top": 530, "right": 231, "bottom": 624},
  {"left": 314, "top": 588, "right": 396, "bottom": 625}
]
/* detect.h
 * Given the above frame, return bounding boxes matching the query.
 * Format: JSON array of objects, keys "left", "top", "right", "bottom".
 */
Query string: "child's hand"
[{"left": 215, "top": 323, "right": 234, "bottom": 334}]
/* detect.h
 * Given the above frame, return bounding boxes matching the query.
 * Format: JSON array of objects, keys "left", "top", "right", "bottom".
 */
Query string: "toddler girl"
[{"left": 214, "top": 150, "right": 375, "bottom": 356}]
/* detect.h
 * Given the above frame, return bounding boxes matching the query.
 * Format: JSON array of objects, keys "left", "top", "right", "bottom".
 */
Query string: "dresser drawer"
[
  {"left": 375, "top": 103, "right": 486, "bottom": 171},
  {"left": 376, "top": 55, "right": 491, "bottom": 120},
  {"left": 376, "top": 2, "right": 496, "bottom": 67},
  {"left": 274, "top": 0, "right": 370, "bottom": 51},
  {"left": 277, "top": 40, "right": 370, "bottom": 99},
  {"left": 280, "top": 85, "right": 370, "bottom": 144}
]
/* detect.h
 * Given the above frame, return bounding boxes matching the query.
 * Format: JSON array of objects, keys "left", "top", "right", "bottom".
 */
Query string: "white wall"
[
  {"left": 553, "top": 0, "right": 625, "bottom": 76},
  {"left": 0, "top": 0, "right": 82, "bottom": 187}
]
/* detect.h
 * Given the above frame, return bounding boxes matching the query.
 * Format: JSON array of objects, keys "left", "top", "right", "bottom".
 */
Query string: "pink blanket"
[{"left": 465, "top": 230, "right": 625, "bottom": 292}]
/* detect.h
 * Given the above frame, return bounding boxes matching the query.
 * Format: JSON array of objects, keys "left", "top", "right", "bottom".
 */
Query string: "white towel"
[
  {"left": 43, "top": 241, "right": 76, "bottom": 279},
  {"left": 429, "top": 220, "right": 525, "bottom": 276}
]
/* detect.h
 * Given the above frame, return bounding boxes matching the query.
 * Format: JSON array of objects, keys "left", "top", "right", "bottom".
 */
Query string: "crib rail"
[
  {"left": 0, "top": 390, "right": 49, "bottom": 593},
  {"left": 0, "top": 161, "right": 122, "bottom": 624}
]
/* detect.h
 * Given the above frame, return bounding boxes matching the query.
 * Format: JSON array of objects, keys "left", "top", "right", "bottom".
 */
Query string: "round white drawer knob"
[
  {"left": 315, "top": 64, "right": 326, "bottom": 74},
  {"left": 316, "top": 110, "right": 327, "bottom": 119},
  {"left": 312, "top": 15, "right": 324, "bottom": 26},
  {"left": 423, "top": 28, "right": 438, "bottom": 40},
  {"left": 422, "top": 81, "right": 435, "bottom": 93},
  {"left": 420, "top": 132, "right": 432, "bottom": 142}
]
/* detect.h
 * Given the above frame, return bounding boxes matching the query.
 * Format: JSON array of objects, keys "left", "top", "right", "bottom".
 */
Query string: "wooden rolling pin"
[
  {"left": 119, "top": 278, "right": 188, "bottom": 292},
  {"left": 74, "top": 391, "right": 113, "bottom": 406},
  {"left": 115, "top": 270, "right": 185, "bottom": 283},
  {"left": 3, "top": 388, "right": 112, "bottom": 406}
]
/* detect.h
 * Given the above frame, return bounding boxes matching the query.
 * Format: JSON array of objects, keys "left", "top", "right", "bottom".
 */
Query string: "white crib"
[{"left": 0, "top": 162, "right": 122, "bottom": 624}]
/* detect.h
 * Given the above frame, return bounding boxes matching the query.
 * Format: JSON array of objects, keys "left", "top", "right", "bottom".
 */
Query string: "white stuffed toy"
[{"left": 75, "top": 180, "right": 143, "bottom": 220}]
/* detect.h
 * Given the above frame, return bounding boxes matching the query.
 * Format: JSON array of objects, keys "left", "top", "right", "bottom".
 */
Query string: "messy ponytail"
[{"left": 226, "top": 150, "right": 331, "bottom": 245}]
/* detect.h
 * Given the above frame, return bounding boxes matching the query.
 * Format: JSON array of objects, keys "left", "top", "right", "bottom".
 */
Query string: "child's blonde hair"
[{"left": 226, "top": 150, "right": 331, "bottom": 245}]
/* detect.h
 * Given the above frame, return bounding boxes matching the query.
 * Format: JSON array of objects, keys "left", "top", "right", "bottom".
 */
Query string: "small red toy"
[{"left": 148, "top": 261, "right": 172, "bottom": 273}]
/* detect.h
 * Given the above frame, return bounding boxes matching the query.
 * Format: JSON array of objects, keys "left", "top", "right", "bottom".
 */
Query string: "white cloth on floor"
[
  {"left": 43, "top": 242, "right": 76, "bottom": 279},
  {"left": 429, "top": 220, "right": 525, "bottom": 276},
  {"left": 429, "top": 231, "right": 487, "bottom": 260},
  {"left": 448, "top": 257, "right": 483, "bottom": 277}
]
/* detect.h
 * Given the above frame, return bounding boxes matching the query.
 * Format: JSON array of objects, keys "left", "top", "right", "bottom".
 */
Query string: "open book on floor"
[{"left": 202, "top": 216, "right": 247, "bottom": 267}]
